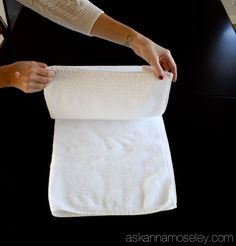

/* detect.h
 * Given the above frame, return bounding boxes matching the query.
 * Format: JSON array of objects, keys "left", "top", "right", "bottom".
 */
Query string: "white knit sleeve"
[{"left": 17, "top": 0, "right": 104, "bottom": 36}]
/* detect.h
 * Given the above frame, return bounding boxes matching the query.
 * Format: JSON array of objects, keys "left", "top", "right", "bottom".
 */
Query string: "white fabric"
[
  {"left": 44, "top": 66, "right": 172, "bottom": 120},
  {"left": 44, "top": 66, "right": 177, "bottom": 217},
  {"left": 17, "top": 0, "right": 104, "bottom": 35}
]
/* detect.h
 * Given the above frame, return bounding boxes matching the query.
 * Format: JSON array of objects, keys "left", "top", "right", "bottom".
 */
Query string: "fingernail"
[{"left": 159, "top": 75, "right": 163, "bottom": 80}]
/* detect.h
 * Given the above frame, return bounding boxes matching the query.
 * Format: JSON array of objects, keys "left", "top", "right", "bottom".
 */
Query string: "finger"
[
  {"left": 25, "top": 87, "right": 43, "bottom": 93},
  {"left": 150, "top": 59, "right": 164, "bottom": 80},
  {"left": 33, "top": 61, "right": 48, "bottom": 68},
  {"left": 161, "top": 62, "right": 169, "bottom": 72},
  {"left": 169, "top": 62, "right": 177, "bottom": 82},
  {"left": 167, "top": 56, "right": 177, "bottom": 82},
  {"left": 36, "top": 67, "right": 56, "bottom": 77},
  {"left": 30, "top": 82, "right": 48, "bottom": 90},
  {"left": 22, "top": 81, "right": 47, "bottom": 93},
  {"left": 31, "top": 74, "right": 54, "bottom": 84}
]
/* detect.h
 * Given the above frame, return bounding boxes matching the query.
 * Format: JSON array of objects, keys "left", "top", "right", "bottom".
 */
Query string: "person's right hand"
[
  {"left": 7, "top": 61, "right": 55, "bottom": 93},
  {"left": 130, "top": 36, "right": 177, "bottom": 82}
]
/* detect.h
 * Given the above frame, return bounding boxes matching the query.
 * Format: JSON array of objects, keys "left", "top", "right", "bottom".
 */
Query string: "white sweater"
[{"left": 17, "top": 0, "right": 104, "bottom": 36}]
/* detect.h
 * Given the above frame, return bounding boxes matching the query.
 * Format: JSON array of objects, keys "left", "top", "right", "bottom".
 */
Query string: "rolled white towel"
[{"left": 44, "top": 66, "right": 172, "bottom": 120}]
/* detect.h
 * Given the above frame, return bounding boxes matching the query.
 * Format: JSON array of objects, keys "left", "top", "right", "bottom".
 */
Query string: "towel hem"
[{"left": 50, "top": 203, "right": 177, "bottom": 217}]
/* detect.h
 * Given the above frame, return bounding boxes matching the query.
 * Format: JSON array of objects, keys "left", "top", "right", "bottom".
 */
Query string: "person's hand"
[
  {"left": 7, "top": 61, "right": 55, "bottom": 93},
  {"left": 131, "top": 35, "right": 177, "bottom": 82}
]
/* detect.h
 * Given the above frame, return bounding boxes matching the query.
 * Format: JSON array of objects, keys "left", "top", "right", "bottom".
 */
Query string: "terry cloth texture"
[{"left": 44, "top": 66, "right": 177, "bottom": 217}]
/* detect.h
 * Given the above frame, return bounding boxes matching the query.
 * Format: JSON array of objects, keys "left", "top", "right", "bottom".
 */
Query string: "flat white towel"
[{"left": 44, "top": 66, "right": 177, "bottom": 217}]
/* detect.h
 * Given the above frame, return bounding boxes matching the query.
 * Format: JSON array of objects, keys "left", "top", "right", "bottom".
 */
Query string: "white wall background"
[{"left": 221, "top": 0, "right": 236, "bottom": 24}]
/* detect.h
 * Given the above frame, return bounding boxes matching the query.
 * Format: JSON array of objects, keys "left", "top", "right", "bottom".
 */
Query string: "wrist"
[
  {"left": 126, "top": 31, "right": 148, "bottom": 54},
  {"left": 0, "top": 64, "right": 12, "bottom": 88}
]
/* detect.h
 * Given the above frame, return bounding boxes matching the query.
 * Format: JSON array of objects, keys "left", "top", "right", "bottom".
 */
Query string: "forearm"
[{"left": 90, "top": 13, "right": 145, "bottom": 51}]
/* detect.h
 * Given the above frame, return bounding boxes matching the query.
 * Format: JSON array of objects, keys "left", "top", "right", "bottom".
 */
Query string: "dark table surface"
[{"left": 1, "top": 0, "right": 236, "bottom": 243}]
